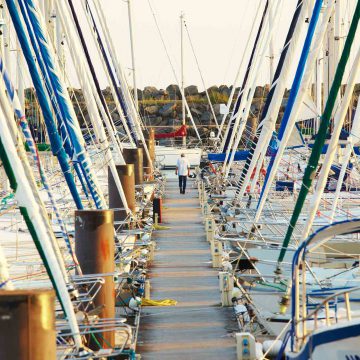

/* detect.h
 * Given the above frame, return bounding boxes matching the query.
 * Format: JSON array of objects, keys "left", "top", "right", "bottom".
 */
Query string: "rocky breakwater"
[
  {"left": 28, "top": 82, "right": 358, "bottom": 142},
  {"left": 137, "top": 84, "right": 272, "bottom": 139}
]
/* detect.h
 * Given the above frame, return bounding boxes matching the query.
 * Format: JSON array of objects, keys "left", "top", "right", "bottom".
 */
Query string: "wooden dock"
[{"left": 138, "top": 178, "right": 237, "bottom": 359}]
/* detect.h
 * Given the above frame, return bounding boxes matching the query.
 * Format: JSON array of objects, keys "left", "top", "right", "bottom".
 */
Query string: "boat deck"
[{"left": 138, "top": 178, "right": 237, "bottom": 359}]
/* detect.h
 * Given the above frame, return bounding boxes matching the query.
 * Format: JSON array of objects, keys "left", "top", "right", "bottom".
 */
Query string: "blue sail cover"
[
  {"left": 208, "top": 132, "right": 280, "bottom": 162},
  {"left": 23, "top": 0, "right": 105, "bottom": 209},
  {"left": 6, "top": 0, "right": 84, "bottom": 210},
  {"left": 257, "top": 0, "right": 323, "bottom": 209},
  {"left": 208, "top": 150, "right": 250, "bottom": 162}
]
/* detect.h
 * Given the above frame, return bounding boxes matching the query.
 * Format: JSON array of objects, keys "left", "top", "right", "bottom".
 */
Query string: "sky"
[
  {"left": 17, "top": 0, "right": 354, "bottom": 93},
  {"left": 73, "top": 0, "right": 300, "bottom": 90}
]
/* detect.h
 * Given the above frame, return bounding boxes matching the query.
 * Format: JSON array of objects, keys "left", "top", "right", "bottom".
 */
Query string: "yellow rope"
[
  {"left": 141, "top": 298, "right": 177, "bottom": 306},
  {"left": 153, "top": 224, "right": 171, "bottom": 230}
]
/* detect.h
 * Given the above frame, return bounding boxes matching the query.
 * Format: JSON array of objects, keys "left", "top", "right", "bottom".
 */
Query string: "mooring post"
[
  {"left": 109, "top": 164, "right": 136, "bottom": 222},
  {"left": 75, "top": 209, "right": 115, "bottom": 349},
  {"left": 123, "top": 147, "right": 144, "bottom": 185},
  {"left": 0, "top": 289, "right": 56, "bottom": 359},
  {"left": 142, "top": 128, "right": 155, "bottom": 181}
]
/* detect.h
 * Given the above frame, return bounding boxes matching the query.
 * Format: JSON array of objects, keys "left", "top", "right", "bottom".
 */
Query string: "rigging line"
[
  {"left": 183, "top": 19, "right": 219, "bottom": 132},
  {"left": 221, "top": 0, "right": 270, "bottom": 153},
  {"left": 234, "top": 0, "right": 307, "bottom": 199},
  {"left": 217, "top": 0, "right": 264, "bottom": 141},
  {"left": 23, "top": 0, "right": 106, "bottom": 209},
  {"left": 277, "top": 0, "right": 360, "bottom": 265},
  {"left": 8, "top": 0, "right": 84, "bottom": 210},
  {"left": 221, "top": 0, "right": 252, "bottom": 84},
  {"left": 223, "top": 0, "right": 284, "bottom": 178},
  {"left": 146, "top": 0, "right": 201, "bottom": 141},
  {"left": 0, "top": 24, "right": 83, "bottom": 354},
  {"left": 82, "top": 0, "right": 138, "bottom": 145},
  {"left": 253, "top": 0, "right": 332, "bottom": 220},
  {"left": 66, "top": 0, "right": 127, "bottom": 146},
  {"left": 18, "top": 0, "right": 93, "bottom": 206},
  {"left": 0, "top": 56, "right": 81, "bottom": 273}
]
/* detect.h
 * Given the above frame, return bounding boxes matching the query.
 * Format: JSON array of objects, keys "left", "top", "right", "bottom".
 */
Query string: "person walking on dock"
[{"left": 176, "top": 153, "right": 190, "bottom": 194}]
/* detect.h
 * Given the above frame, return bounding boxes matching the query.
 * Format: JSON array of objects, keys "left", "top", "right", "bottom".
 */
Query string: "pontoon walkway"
[{"left": 138, "top": 178, "right": 237, "bottom": 359}]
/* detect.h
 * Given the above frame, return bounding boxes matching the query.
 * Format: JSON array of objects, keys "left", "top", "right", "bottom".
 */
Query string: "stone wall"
[{"left": 23, "top": 83, "right": 360, "bottom": 140}]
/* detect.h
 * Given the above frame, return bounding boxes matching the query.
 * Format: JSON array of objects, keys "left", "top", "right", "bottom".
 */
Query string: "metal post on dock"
[
  {"left": 0, "top": 289, "right": 56, "bottom": 359},
  {"left": 205, "top": 216, "right": 215, "bottom": 242},
  {"left": 142, "top": 128, "right": 155, "bottom": 181},
  {"left": 212, "top": 240, "right": 223, "bottom": 268},
  {"left": 123, "top": 147, "right": 144, "bottom": 185},
  {"left": 75, "top": 209, "right": 115, "bottom": 350},
  {"left": 202, "top": 201, "right": 209, "bottom": 217},
  {"left": 108, "top": 164, "right": 136, "bottom": 222},
  {"left": 148, "top": 241, "right": 156, "bottom": 263},
  {"left": 153, "top": 197, "right": 162, "bottom": 223},
  {"left": 219, "top": 272, "right": 234, "bottom": 306},
  {"left": 144, "top": 280, "right": 151, "bottom": 299}
]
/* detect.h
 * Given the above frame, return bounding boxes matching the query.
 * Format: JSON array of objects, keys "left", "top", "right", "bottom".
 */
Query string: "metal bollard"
[
  {"left": 0, "top": 289, "right": 56, "bottom": 360},
  {"left": 123, "top": 148, "right": 144, "bottom": 185},
  {"left": 75, "top": 210, "right": 115, "bottom": 350},
  {"left": 108, "top": 164, "right": 136, "bottom": 222},
  {"left": 219, "top": 272, "right": 234, "bottom": 307}
]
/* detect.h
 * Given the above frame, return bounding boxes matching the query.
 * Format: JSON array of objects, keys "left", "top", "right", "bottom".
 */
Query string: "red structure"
[{"left": 155, "top": 125, "right": 187, "bottom": 139}]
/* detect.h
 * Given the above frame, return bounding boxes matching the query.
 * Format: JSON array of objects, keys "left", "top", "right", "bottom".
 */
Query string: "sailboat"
[{"left": 198, "top": 0, "right": 360, "bottom": 358}]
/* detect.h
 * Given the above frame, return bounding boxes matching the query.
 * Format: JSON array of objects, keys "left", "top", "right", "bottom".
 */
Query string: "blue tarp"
[
  {"left": 276, "top": 181, "right": 294, "bottom": 193},
  {"left": 208, "top": 150, "right": 250, "bottom": 162},
  {"left": 308, "top": 143, "right": 360, "bottom": 154},
  {"left": 209, "top": 144, "right": 360, "bottom": 162}
]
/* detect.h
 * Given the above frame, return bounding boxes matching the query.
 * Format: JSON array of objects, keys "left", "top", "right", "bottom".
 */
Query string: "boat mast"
[
  {"left": 127, "top": 0, "right": 138, "bottom": 111},
  {"left": 234, "top": 0, "right": 308, "bottom": 200},
  {"left": 181, "top": 11, "right": 186, "bottom": 147},
  {"left": 269, "top": 0, "right": 275, "bottom": 83},
  {"left": 16, "top": 39, "right": 25, "bottom": 110},
  {"left": 255, "top": 0, "right": 334, "bottom": 221},
  {"left": 276, "top": 0, "right": 360, "bottom": 265}
]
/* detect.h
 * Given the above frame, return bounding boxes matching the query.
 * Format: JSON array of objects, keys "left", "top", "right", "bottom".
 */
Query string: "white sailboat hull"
[{"left": 155, "top": 145, "right": 202, "bottom": 168}]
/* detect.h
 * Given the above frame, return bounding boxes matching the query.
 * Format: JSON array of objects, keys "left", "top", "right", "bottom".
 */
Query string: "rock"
[
  {"left": 263, "top": 84, "right": 270, "bottom": 97},
  {"left": 185, "top": 85, "right": 198, "bottom": 96},
  {"left": 254, "top": 86, "right": 266, "bottom": 98},
  {"left": 143, "top": 86, "right": 158, "bottom": 99},
  {"left": 219, "top": 85, "right": 230, "bottom": 96},
  {"left": 200, "top": 111, "right": 213, "bottom": 123},
  {"left": 212, "top": 104, "right": 223, "bottom": 115},
  {"left": 144, "top": 105, "right": 159, "bottom": 115},
  {"left": 155, "top": 89, "right": 168, "bottom": 100},
  {"left": 158, "top": 89, "right": 167, "bottom": 96},
  {"left": 207, "top": 85, "right": 219, "bottom": 94},
  {"left": 250, "top": 103, "right": 260, "bottom": 116},
  {"left": 167, "top": 118, "right": 182, "bottom": 126},
  {"left": 247, "top": 117, "right": 258, "bottom": 133},
  {"left": 149, "top": 116, "right": 163, "bottom": 126},
  {"left": 71, "top": 88, "right": 85, "bottom": 102},
  {"left": 136, "top": 88, "right": 143, "bottom": 101},
  {"left": 282, "top": 98, "right": 288, "bottom": 108},
  {"left": 107, "top": 103, "right": 117, "bottom": 113},
  {"left": 193, "top": 117, "right": 202, "bottom": 126},
  {"left": 166, "top": 84, "right": 181, "bottom": 99},
  {"left": 354, "top": 83, "right": 360, "bottom": 94},
  {"left": 159, "top": 102, "right": 176, "bottom": 117},
  {"left": 102, "top": 86, "right": 112, "bottom": 99},
  {"left": 190, "top": 107, "right": 202, "bottom": 117}
]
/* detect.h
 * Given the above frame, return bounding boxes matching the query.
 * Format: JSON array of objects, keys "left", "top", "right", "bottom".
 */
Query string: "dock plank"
[{"left": 138, "top": 178, "right": 237, "bottom": 359}]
